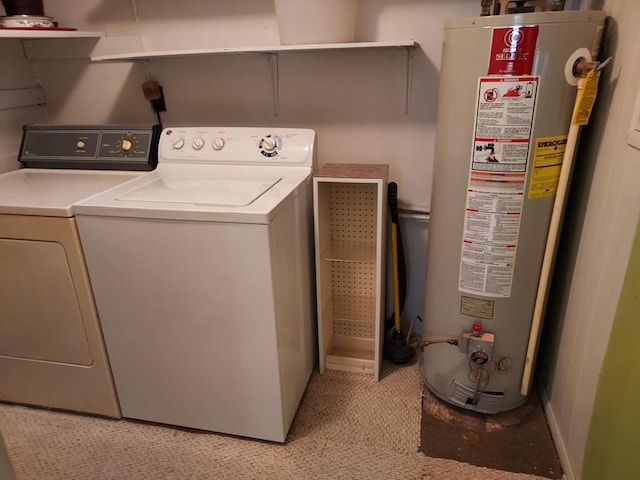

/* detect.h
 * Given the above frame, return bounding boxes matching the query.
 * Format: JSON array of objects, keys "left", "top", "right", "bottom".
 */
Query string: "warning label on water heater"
[
  {"left": 472, "top": 76, "right": 538, "bottom": 173},
  {"left": 458, "top": 76, "right": 539, "bottom": 298}
]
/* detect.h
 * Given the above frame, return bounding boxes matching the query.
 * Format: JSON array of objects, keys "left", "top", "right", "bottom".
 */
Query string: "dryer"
[
  {"left": 0, "top": 124, "right": 159, "bottom": 417},
  {"left": 74, "top": 127, "right": 317, "bottom": 442}
]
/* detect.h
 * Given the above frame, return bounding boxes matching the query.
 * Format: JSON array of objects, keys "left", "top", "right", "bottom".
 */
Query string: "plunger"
[{"left": 384, "top": 182, "right": 414, "bottom": 364}]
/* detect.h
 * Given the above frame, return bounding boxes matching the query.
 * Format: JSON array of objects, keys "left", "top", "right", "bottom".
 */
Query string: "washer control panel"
[
  {"left": 159, "top": 127, "right": 316, "bottom": 167},
  {"left": 19, "top": 124, "right": 161, "bottom": 170}
]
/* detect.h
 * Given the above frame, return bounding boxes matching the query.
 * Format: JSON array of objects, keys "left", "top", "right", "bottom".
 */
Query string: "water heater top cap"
[{"left": 444, "top": 9, "right": 605, "bottom": 30}]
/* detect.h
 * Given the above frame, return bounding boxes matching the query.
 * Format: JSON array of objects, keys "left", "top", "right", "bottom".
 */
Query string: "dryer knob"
[
  {"left": 260, "top": 135, "right": 278, "bottom": 152},
  {"left": 192, "top": 137, "right": 205, "bottom": 150},
  {"left": 120, "top": 138, "right": 133, "bottom": 153},
  {"left": 172, "top": 137, "right": 185, "bottom": 150},
  {"left": 212, "top": 137, "right": 226, "bottom": 151}
]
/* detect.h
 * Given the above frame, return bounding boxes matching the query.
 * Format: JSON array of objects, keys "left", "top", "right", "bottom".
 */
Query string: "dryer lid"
[
  {"left": 115, "top": 172, "right": 282, "bottom": 207},
  {"left": 0, "top": 169, "right": 141, "bottom": 217}
]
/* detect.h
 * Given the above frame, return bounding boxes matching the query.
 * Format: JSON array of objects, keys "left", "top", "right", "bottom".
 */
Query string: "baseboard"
[{"left": 539, "top": 385, "right": 576, "bottom": 480}]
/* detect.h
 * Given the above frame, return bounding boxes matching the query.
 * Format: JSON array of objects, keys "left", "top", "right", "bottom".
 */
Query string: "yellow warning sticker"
[
  {"left": 529, "top": 135, "right": 567, "bottom": 199},
  {"left": 572, "top": 69, "right": 601, "bottom": 126}
]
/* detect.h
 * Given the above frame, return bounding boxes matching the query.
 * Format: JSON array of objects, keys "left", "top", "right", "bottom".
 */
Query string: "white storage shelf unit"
[{"left": 313, "top": 164, "right": 388, "bottom": 381}]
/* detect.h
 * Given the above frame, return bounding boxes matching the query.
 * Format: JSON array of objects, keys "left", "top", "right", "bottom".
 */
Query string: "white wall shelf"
[
  {"left": 89, "top": 40, "right": 417, "bottom": 62},
  {"left": 0, "top": 30, "right": 103, "bottom": 39},
  {"left": 89, "top": 40, "right": 417, "bottom": 116},
  {"left": 14, "top": 37, "right": 417, "bottom": 115}
]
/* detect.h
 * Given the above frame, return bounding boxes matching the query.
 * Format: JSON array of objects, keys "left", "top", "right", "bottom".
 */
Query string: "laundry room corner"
[{"left": 2, "top": 0, "right": 639, "bottom": 479}]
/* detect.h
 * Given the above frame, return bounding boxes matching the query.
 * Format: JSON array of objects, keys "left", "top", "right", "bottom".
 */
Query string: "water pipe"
[{"left": 520, "top": 50, "right": 612, "bottom": 396}]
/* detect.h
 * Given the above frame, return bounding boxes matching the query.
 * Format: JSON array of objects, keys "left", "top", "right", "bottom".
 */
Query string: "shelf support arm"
[
  {"left": 405, "top": 46, "right": 415, "bottom": 115},
  {"left": 267, "top": 53, "right": 279, "bottom": 117}
]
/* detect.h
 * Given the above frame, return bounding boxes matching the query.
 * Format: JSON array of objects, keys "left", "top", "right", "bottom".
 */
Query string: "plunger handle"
[{"left": 388, "top": 182, "right": 401, "bottom": 333}]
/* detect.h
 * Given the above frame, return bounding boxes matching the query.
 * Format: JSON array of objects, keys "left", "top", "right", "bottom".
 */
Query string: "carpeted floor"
[{"left": 0, "top": 359, "right": 552, "bottom": 480}]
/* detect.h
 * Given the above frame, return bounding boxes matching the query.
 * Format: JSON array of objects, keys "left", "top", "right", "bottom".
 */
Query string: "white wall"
[
  {"left": 0, "top": 40, "right": 45, "bottom": 173},
  {"left": 539, "top": 1, "right": 640, "bottom": 478}
]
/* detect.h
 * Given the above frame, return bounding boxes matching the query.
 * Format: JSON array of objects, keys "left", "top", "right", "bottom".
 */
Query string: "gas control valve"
[{"left": 458, "top": 322, "right": 495, "bottom": 365}]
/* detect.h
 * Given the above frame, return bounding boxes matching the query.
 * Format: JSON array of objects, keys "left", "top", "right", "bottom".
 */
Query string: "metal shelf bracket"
[
  {"left": 267, "top": 53, "right": 279, "bottom": 117},
  {"left": 405, "top": 46, "right": 415, "bottom": 115}
]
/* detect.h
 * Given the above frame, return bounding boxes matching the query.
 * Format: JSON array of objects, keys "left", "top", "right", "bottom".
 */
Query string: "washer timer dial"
[{"left": 259, "top": 134, "right": 282, "bottom": 158}]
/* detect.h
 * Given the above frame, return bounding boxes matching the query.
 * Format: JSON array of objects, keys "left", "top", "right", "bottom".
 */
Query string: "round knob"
[
  {"left": 192, "top": 137, "right": 205, "bottom": 150},
  {"left": 76, "top": 140, "right": 86, "bottom": 149},
  {"left": 171, "top": 137, "right": 185, "bottom": 150},
  {"left": 260, "top": 136, "right": 278, "bottom": 152},
  {"left": 470, "top": 350, "right": 489, "bottom": 365},
  {"left": 120, "top": 138, "right": 133, "bottom": 153},
  {"left": 212, "top": 137, "right": 225, "bottom": 151}
]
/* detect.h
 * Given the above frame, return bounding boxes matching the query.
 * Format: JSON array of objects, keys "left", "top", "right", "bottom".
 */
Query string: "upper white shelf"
[
  {"left": 0, "top": 29, "right": 103, "bottom": 39},
  {"left": 91, "top": 40, "right": 418, "bottom": 62}
]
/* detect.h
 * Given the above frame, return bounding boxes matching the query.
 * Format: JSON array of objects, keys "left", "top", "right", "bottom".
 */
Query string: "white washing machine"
[
  {"left": 0, "top": 125, "right": 159, "bottom": 417},
  {"left": 74, "top": 127, "right": 317, "bottom": 442}
]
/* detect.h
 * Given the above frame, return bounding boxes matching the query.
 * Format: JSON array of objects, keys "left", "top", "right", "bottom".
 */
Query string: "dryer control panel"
[{"left": 19, "top": 124, "right": 161, "bottom": 171}]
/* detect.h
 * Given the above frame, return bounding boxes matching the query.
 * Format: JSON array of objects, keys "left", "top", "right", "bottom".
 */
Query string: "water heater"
[{"left": 422, "top": 10, "right": 606, "bottom": 413}]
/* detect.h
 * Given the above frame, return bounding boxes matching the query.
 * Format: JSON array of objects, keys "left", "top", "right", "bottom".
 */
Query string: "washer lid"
[
  {"left": 74, "top": 164, "right": 313, "bottom": 223},
  {"left": 116, "top": 171, "right": 282, "bottom": 207},
  {"left": 0, "top": 169, "right": 141, "bottom": 217}
]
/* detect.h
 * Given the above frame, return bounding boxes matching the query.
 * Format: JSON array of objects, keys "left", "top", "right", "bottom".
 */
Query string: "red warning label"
[{"left": 488, "top": 26, "right": 538, "bottom": 75}]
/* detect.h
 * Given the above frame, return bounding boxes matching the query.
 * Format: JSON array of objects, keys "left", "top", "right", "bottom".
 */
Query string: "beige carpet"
[{"left": 0, "top": 360, "right": 550, "bottom": 480}]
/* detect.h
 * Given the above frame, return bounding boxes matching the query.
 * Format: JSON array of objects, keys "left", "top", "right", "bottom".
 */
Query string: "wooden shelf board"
[{"left": 325, "top": 349, "right": 375, "bottom": 375}]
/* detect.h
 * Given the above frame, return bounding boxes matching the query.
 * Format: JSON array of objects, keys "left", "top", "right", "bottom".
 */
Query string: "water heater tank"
[{"left": 422, "top": 10, "right": 606, "bottom": 413}]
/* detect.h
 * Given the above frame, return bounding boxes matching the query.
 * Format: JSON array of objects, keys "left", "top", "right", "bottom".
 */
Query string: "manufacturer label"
[
  {"left": 488, "top": 26, "right": 539, "bottom": 75},
  {"left": 460, "top": 296, "right": 495, "bottom": 320}
]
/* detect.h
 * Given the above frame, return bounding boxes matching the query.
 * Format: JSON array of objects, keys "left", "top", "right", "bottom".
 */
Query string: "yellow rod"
[{"left": 391, "top": 222, "right": 401, "bottom": 332}]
